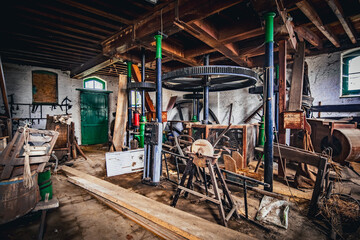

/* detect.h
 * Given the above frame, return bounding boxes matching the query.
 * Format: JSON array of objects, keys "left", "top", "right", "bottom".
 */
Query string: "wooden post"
[
  {"left": 278, "top": 39, "right": 287, "bottom": 178},
  {"left": 111, "top": 75, "right": 128, "bottom": 152},
  {"left": 288, "top": 41, "right": 305, "bottom": 111}
]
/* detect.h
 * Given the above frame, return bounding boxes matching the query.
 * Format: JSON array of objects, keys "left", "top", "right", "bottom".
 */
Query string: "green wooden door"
[{"left": 80, "top": 90, "right": 110, "bottom": 145}]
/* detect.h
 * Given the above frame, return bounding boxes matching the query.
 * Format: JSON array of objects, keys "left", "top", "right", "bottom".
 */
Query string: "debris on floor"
[{"left": 256, "top": 196, "right": 290, "bottom": 229}]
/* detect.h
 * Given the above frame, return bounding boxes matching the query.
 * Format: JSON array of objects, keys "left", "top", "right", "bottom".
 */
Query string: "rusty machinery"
[{"left": 307, "top": 119, "right": 360, "bottom": 164}]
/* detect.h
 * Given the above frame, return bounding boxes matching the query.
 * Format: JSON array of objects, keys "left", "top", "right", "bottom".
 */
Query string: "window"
[
  {"left": 83, "top": 77, "right": 106, "bottom": 90},
  {"left": 342, "top": 49, "right": 360, "bottom": 96},
  {"left": 131, "top": 91, "right": 142, "bottom": 107}
]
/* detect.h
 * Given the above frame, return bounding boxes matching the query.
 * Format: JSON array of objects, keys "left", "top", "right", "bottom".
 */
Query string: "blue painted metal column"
[
  {"left": 127, "top": 61, "right": 132, "bottom": 147},
  {"left": 155, "top": 34, "right": 163, "bottom": 123},
  {"left": 153, "top": 34, "right": 163, "bottom": 185},
  {"left": 203, "top": 55, "right": 210, "bottom": 123},
  {"left": 264, "top": 12, "right": 276, "bottom": 192}
]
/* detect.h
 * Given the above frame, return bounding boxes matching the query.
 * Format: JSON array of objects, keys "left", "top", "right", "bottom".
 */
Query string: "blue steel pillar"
[
  {"left": 153, "top": 34, "right": 163, "bottom": 185},
  {"left": 155, "top": 34, "right": 163, "bottom": 123},
  {"left": 264, "top": 12, "right": 275, "bottom": 192},
  {"left": 203, "top": 55, "right": 210, "bottom": 123}
]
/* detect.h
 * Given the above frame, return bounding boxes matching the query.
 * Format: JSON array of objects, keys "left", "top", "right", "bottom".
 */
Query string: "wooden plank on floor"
[
  {"left": 61, "top": 166, "right": 255, "bottom": 240},
  {"left": 111, "top": 74, "right": 127, "bottom": 152},
  {"left": 88, "top": 192, "right": 186, "bottom": 240}
]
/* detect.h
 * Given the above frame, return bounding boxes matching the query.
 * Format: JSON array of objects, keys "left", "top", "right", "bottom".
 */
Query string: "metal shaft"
[
  {"left": 203, "top": 55, "right": 210, "bottom": 123},
  {"left": 141, "top": 48, "right": 146, "bottom": 117},
  {"left": 155, "top": 35, "right": 163, "bottom": 123},
  {"left": 263, "top": 12, "right": 275, "bottom": 192}
]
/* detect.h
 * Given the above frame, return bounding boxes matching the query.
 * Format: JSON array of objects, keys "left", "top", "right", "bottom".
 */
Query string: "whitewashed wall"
[{"left": 0, "top": 63, "right": 120, "bottom": 144}]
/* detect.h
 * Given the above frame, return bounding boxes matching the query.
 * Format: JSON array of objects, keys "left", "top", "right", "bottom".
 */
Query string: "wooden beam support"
[
  {"left": 71, "top": 52, "right": 143, "bottom": 79},
  {"left": 296, "top": 0, "right": 340, "bottom": 47},
  {"left": 149, "top": 41, "right": 199, "bottom": 66},
  {"left": 17, "top": 6, "right": 113, "bottom": 35},
  {"left": 111, "top": 75, "right": 128, "bottom": 152},
  {"left": 288, "top": 41, "right": 305, "bottom": 111},
  {"left": 101, "top": 0, "right": 242, "bottom": 56},
  {"left": 184, "top": 45, "right": 216, "bottom": 58},
  {"left": 218, "top": 26, "right": 264, "bottom": 45},
  {"left": 38, "top": 3, "right": 121, "bottom": 31},
  {"left": 59, "top": 0, "right": 132, "bottom": 25},
  {"left": 276, "top": 6, "right": 298, "bottom": 50},
  {"left": 278, "top": 40, "right": 287, "bottom": 178},
  {"left": 294, "top": 25, "right": 323, "bottom": 49},
  {"left": 71, "top": 54, "right": 117, "bottom": 78},
  {"left": 326, "top": 0, "right": 357, "bottom": 44},
  {"left": 185, "top": 19, "right": 252, "bottom": 66}
]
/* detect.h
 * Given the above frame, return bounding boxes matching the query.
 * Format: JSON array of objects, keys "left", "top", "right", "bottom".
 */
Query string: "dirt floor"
[{"left": 1, "top": 144, "right": 360, "bottom": 239}]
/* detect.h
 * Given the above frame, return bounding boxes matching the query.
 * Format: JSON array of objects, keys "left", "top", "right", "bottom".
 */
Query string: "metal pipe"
[
  {"left": 155, "top": 34, "right": 162, "bottom": 123},
  {"left": 141, "top": 48, "right": 146, "bottom": 117},
  {"left": 203, "top": 55, "right": 210, "bottom": 123},
  {"left": 127, "top": 61, "right": 132, "bottom": 147},
  {"left": 263, "top": 12, "right": 276, "bottom": 192}
]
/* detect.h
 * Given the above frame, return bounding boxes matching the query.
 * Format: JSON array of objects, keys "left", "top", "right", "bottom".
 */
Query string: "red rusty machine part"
[{"left": 308, "top": 119, "right": 360, "bottom": 164}]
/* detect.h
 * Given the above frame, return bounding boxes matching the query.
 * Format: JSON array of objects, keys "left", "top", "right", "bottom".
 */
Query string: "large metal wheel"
[
  {"left": 127, "top": 82, "right": 156, "bottom": 91},
  {"left": 162, "top": 65, "right": 258, "bottom": 92}
]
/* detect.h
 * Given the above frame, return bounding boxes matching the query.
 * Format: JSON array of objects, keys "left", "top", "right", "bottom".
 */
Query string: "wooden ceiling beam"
[
  {"left": 0, "top": 49, "right": 87, "bottom": 63},
  {"left": 294, "top": 25, "right": 323, "bottom": 49},
  {"left": 149, "top": 40, "right": 199, "bottom": 66},
  {"left": 296, "top": 0, "right": 340, "bottom": 47},
  {"left": 9, "top": 33, "right": 101, "bottom": 53},
  {"left": 101, "top": 0, "right": 243, "bottom": 56},
  {"left": 21, "top": 22, "right": 100, "bottom": 44},
  {"left": 276, "top": 6, "right": 297, "bottom": 50},
  {"left": 38, "top": 3, "right": 121, "bottom": 31},
  {"left": 18, "top": 6, "right": 113, "bottom": 35},
  {"left": 58, "top": 0, "right": 132, "bottom": 25},
  {"left": 184, "top": 45, "right": 216, "bottom": 58},
  {"left": 326, "top": 0, "right": 357, "bottom": 44},
  {"left": 19, "top": 14, "right": 105, "bottom": 40},
  {"left": 71, "top": 54, "right": 118, "bottom": 79},
  {"left": 185, "top": 19, "right": 252, "bottom": 67},
  {"left": 13, "top": 38, "right": 99, "bottom": 56},
  {"left": 218, "top": 26, "right": 264, "bottom": 45},
  {"left": 1, "top": 52, "right": 78, "bottom": 66},
  {"left": 2, "top": 57, "right": 71, "bottom": 70}
]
